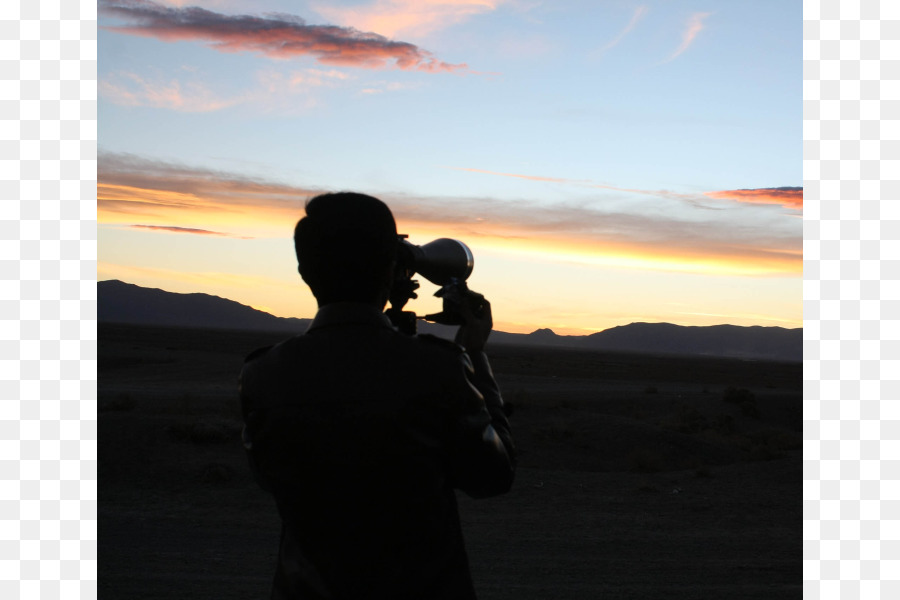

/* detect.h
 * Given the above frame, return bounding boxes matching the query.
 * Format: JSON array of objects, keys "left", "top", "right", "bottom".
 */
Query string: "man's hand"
[{"left": 455, "top": 292, "right": 492, "bottom": 354}]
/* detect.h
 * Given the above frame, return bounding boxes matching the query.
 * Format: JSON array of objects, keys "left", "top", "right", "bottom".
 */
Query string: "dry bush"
[
  {"left": 627, "top": 448, "right": 665, "bottom": 473},
  {"left": 99, "top": 393, "right": 136, "bottom": 412},
  {"left": 168, "top": 415, "right": 243, "bottom": 444},
  {"left": 198, "top": 462, "right": 235, "bottom": 484},
  {"left": 744, "top": 429, "right": 802, "bottom": 461},
  {"left": 722, "top": 386, "right": 761, "bottom": 418},
  {"left": 535, "top": 424, "right": 575, "bottom": 442}
]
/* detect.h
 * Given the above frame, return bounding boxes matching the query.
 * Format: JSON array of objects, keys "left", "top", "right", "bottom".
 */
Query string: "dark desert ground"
[{"left": 99, "top": 322, "right": 801, "bottom": 599}]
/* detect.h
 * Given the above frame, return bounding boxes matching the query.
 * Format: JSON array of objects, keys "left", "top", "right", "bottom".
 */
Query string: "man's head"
[{"left": 294, "top": 192, "right": 398, "bottom": 306}]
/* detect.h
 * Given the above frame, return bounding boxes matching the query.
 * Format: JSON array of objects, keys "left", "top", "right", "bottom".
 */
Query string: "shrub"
[
  {"left": 199, "top": 463, "right": 234, "bottom": 484},
  {"left": 536, "top": 424, "right": 575, "bottom": 442},
  {"left": 711, "top": 414, "right": 736, "bottom": 434},
  {"left": 722, "top": 387, "right": 754, "bottom": 404},
  {"left": 168, "top": 415, "right": 243, "bottom": 444},
  {"left": 676, "top": 404, "right": 709, "bottom": 434},
  {"left": 628, "top": 448, "right": 665, "bottom": 473},
  {"left": 722, "top": 386, "right": 761, "bottom": 419},
  {"left": 99, "top": 393, "right": 136, "bottom": 412}
]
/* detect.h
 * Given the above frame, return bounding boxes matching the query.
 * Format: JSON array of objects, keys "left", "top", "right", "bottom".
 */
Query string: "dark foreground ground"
[{"left": 99, "top": 323, "right": 801, "bottom": 599}]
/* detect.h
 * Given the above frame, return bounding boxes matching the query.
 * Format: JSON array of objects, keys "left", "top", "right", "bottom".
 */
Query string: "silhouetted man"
[{"left": 240, "top": 192, "right": 516, "bottom": 599}]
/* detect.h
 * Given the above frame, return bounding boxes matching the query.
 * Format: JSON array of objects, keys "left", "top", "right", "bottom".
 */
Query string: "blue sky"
[{"left": 98, "top": 0, "right": 802, "bottom": 334}]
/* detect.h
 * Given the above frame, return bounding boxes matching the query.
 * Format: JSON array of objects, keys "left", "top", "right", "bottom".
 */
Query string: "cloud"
[
  {"left": 313, "top": 0, "right": 504, "bottom": 40},
  {"left": 98, "top": 152, "right": 800, "bottom": 276},
  {"left": 387, "top": 191, "right": 800, "bottom": 275},
  {"left": 452, "top": 168, "right": 803, "bottom": 215},
  {"left": 453, "top": 167, "right": 591, "bottom": 185},
  {"left": 100, "top": 71, "right": 242, "bottom": 112},
  {"left": 129, "top": 224, "right": 253, "bottom": 238},
  {"left": 101, "top": 62, "right": 433, "bottom": 112},
  {"left": 359, "top": 80, "right": 422, "bottom": 95},
  {"left": 100, "top": 67, "right": 356, "bottom": 113},
  {"left": 704, "top": 187, "right": 803, "bottom": 211},
  {"left": 660, "top": 12, "right": 711, "bottom": 64},
  {"left": 98, "top": 152, "right": 323, "bottom": 237},
  {"left": 99, "top": 0, "right": 467, "bottom": 72},
  {"left": 451, "top": 166, "right": 723, "bottom": 210},
  {"left": 592, "top": 5, "right": 648, "bottom": 58}
]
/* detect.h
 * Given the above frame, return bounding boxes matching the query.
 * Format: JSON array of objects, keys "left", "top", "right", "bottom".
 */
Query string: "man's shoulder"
[
  {"left": 242, "top": 330, "right": 465, "bottom": 371},
  {"left": 241, "top": 334, "right": 305, "bottom": 369},
  {"left": 413, "top": 333, "right": 464, "bottom": 355},
  {"left": 243, "top": 344, "right": 274, "bottom": 364},
  {"left": 411, "top": 334, "right": 476, "bottom": 376}
]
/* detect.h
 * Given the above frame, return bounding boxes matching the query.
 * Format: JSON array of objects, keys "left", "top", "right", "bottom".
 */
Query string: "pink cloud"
[
  {"left": 100, "top": 72, "right": 240, "bottom": 112},
  {"left": 99, "top": 0, "right": 467, "bottom": 72},
  {"left": 705, "top": 188, "right": 803, "bottom": 211},
  {"left": 98, "top": 153, "right": 800, "bottom": 275},
  {"left": 592, "top": 5, "right": 648, "bottom": 57},
  {"left": 314, "top": 0, "right": 504, "bottom": 40},
  {"left": 660, "top": 12, "right": 711, "bottom": 64},
  {"left": 452, "top": 167, "right": 721, "bottom": 209},
  {"left": 130, "top": 224, "right": 253, "bottom": 238}
]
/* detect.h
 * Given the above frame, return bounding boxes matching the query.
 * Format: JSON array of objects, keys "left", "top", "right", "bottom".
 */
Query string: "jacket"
[{"left": 240, "top": 302, "right": 516, "bottom": 599}]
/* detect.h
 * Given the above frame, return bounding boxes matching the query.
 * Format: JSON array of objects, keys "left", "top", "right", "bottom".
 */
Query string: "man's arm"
[
  {"left": 239, "top": 346, "right": 275, "bottom": 493},
  {"left": 449, "top": 296, "right": 516, "bottom": 498}
]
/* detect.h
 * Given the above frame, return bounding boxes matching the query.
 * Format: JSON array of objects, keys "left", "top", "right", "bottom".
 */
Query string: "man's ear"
[{"left": 298, "top": 263, "right": 313, "bottom": 287}]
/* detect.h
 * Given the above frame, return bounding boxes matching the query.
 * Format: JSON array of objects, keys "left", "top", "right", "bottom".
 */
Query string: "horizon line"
[{"left": 97, "top": 278, "right": 804, "bottom": 335}]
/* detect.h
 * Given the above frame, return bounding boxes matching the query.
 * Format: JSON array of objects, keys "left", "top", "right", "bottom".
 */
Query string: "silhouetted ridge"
[
  {"left": 584, "top": 322, "right": 800, "bottom": 361},
  {"left": 98, "top": 280, "right": 309, "bottom": 333},
  {"left": 529, "top": 328, "right": 558, "bottom": 338},
  {"left": 98, "top": 280, "right": 801, "bottom": 360}
]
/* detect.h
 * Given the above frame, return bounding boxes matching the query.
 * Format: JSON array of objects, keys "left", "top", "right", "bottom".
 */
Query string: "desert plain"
[{"left": 99, "top": 322, "right": 801, "bottom": 599}]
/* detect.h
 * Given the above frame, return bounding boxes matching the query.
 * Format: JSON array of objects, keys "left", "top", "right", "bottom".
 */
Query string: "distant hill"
[
  {"left": 581, "top": 322, "right": 801, "bottom": 360},
  {"left": 98, "top": 280, "right": 310, "bottom": 333},
  {"left": 97, "top": 280, "right": 801, "bottom": 361}
]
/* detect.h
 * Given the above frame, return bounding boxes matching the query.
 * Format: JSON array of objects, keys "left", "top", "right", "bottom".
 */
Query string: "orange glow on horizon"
[
  {"left": 99, "top": 179, "right": 801, "bottom": 279},
  {"left": 97, "top": 182, "right": 302, "bottom": 237},
  {"left": 98, "top": 165, "right": 801, "bottom": 333},
  {"left": 399, "top": 221, "right": 801, "bottom": 278}
]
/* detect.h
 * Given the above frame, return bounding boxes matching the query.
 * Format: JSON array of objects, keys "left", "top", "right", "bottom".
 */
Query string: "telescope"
[
  {"left": 397, "top": 238, "right": 473, "bottom": 286},
  {"left": 387, "top": 237, "right": 485, "bottom": 334}
]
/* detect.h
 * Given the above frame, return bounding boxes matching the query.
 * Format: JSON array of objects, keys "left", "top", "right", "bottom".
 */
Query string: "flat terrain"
[{"left": 99, "top": 323, "right": 801, "bottom": 599}]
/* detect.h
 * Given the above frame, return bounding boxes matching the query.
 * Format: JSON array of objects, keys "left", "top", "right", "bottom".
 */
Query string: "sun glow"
[
  {"left": 98, "top": 161, "right": 801, "bottom": 333},
  {"left": 400, "top": 223, "right": 801, "bottom": 279}
]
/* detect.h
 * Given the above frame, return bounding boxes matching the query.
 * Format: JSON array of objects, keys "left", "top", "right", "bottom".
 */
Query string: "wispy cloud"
[
  {"left": 453, "top": 167, "right": 592, "bottom": 186},
  {"left": 705, "top": 187, "right": 803, "bottom": 211},
  {"left": 313, "top": 0, "right": 505, "bottom": 40},
  {"left": 101, "top": 65, "right": 422, "bottom": 112},
  {"left": 453, "top": 168, "right": 803, "bottom": 214},
  {"left": 660, "top": 12, "right": 711, "bottom": 64},
  {"left": 591, "top": 5, "right": 648, "bottom": 58},
  {"left": 100, "top": 71, "right": 242, "bottom": 112},
  {"left": 129, "top": 224, "right": 253, "bottom": 238},
  {"left": 451, "top": 166, "right": 722, "bottom": 210},
  {"left": 98, "top": 152, "right": 322, "bottom": 237},
  {"left": 359, "top": 80, "right": 423, "bottom": 95},
  {"left": 385, "top": 191, "right": 800, "bottom": 276},
  {"left": 98, "top": 152, "right": 801, "bottom": 276},
  {"left": 99, "top": 0, "right": 467, "bottom": 72}
]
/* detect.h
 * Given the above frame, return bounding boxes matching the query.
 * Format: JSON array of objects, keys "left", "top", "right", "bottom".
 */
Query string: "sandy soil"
[{"left": 99, "top": 323, "right": 801, "bottom": 599}]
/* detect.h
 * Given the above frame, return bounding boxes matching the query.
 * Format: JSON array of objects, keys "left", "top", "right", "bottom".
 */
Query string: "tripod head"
[{"left": 386, "top": 237, "right": 483, "bottom": 334}]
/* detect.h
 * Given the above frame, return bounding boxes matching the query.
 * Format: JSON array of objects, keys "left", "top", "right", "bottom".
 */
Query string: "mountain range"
[{"left": 98, "top": 280, "right": 802, "bottom": 362}]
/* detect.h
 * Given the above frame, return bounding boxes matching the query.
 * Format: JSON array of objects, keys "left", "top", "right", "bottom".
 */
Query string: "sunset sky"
[{"left": 97, "top": 0, "right": 801, "bottom": 335}]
